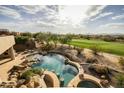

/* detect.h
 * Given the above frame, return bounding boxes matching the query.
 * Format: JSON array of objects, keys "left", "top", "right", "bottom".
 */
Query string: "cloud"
[
  {"left": 57, "top": 5, "right": 107, "bottom": 26},
  {"left": 112, "top": 14, "right": 124, "bottom": 20},
  {"left": 18, "top": 5, "right": 59, "bottom": 26},
  {"left": 86, "top": 5, "right": 107, "bottom": 17},
  {"left": 36, "top": 21, "right": 57, "bottom": 28},
  {"left": 91, "top": 12, "right": 113, "bottom": 21},
  {"left": 99, "top": 23, "right": 124, "bottom": 29},
  {"left": 5, "top": 5, "right": 124, "bottom": 34},
  {"left": 19, "top": 5, "right": 58, "bottom": 15},
  {"left": 19, "top": 5, "right": 46, "bottom": 14},
  {"left": 0, "top": 6, "right": 22, "bottom": 20}
]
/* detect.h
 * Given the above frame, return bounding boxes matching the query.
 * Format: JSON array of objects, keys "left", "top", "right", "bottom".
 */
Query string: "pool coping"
[{"left": 43, "top": 71, "right": 60, "bottom": 87}]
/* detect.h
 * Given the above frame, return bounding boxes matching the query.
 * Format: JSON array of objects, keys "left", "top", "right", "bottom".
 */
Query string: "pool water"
[
  {"left": 77, "top": 80, "right": 100, "bottom": 88},
  {"left": 31, "top": 54, "right": 78, "bottom": 87}
]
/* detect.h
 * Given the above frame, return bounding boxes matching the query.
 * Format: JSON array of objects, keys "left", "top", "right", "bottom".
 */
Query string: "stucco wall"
[{"left": 0, "top": 36, "right": 15, "bottom": 55}]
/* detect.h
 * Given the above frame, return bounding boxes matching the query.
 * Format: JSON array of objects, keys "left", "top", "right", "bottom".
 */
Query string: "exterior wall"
[{"left": 0, "top": 36, "right": 15, "bottom": 55}]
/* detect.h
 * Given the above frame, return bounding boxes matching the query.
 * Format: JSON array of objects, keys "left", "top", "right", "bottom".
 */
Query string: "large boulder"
[
  {"left": 20, "top": 60, "right": 29, "bottom": 67},
  {"left": 19, "top": 85, "right": 27, "bottom": 88},
  {"left": 10, "top": 77, "right": 17, "bottom": 82},
  {"left": 65, "top": 49, "right": 78, "bottom": 56},
  {"left": 8, "top": 73, "right": 18, "bottom": 82},
  {"left": 12, "top": 65, "right": 26, "bottom": 71},
  {"left": 0, "top": 81, "right": 17, "bottom": 88},
  {"left": 16, "top": 79, "right": 26, "bottom": 87},
  {"left": 89, "top": 64, "right": 110, "bottom": 74},
  {"left": 86, "top": 57, "right": 98, "bottom": 64},
  {"left": 66, "top": 54, "right": 82, "bottom": 63},
  {"left": 26, "top": 75, "right": 42, "bottom": 88},
  {"left": 83, "top": 49, "right": 95, "bottom": 59},
  {"left": 100, "top": 79, "right": 110, "bottom": 88}
]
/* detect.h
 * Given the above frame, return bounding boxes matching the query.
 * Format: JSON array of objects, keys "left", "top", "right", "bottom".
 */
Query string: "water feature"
[
  {"left": 77, "top": 80, "right": 100, "bottom": 88},
  {"left": 31, "top": 53, "right": 78, "bottom": 87}
]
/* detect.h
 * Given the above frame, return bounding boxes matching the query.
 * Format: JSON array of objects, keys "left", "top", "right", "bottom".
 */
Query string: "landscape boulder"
[
  {"left": 17, "top": 79, "right": 26, "bottom": 87},
  {"left": 100, "top": 79, "right": 110, "bottom": 88},
  {"left": 19, "top": 85, "right": 27, "bottom": 88},
  {"left": 12, "top": 65, "right": 26, "bottom": 71},
  {"left": 0, "top": 81, "right": 17, "bottom": 88},
  {"left": 26, "top": 75, "right": 42, "bottom": 88},
  {"left": 89, "top": 64, "right": 110, "bottom": 74}
]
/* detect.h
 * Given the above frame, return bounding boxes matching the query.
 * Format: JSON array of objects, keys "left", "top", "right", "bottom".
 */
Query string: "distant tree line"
[
  {"left": 74, "top": 34, "right": 124, "bottom": 43},
  {"left": 0, "top": 29, "right": 124, "bottom": 43}
]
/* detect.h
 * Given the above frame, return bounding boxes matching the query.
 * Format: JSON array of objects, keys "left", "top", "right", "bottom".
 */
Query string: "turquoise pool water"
[
  {"left": 31, "top": 53, "right": 78, "bottom": 87},
  {"left": 77, "top": 80, "right": 100, "bottom": 88}
]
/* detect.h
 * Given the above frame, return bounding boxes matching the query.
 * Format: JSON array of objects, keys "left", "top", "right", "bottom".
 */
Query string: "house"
[{"left": 0, "top": 36, "right": 15, "bottom": 60}]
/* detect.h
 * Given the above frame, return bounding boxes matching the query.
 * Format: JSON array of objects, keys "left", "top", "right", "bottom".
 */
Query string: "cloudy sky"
[{"left": 0, "top": 5, "right": 124, "bottom": 34}]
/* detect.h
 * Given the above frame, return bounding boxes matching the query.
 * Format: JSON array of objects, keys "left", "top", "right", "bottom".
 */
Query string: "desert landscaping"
[{"left": 0, "top": 30, "right": 124, "bottom": 88}]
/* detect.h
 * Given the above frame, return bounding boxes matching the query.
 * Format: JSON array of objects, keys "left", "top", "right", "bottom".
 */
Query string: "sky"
[{"left": 0, "top": 5, "right": 124, "bottom": 34}]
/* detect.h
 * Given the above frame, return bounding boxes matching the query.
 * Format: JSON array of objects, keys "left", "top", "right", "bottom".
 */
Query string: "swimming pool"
[{"left": 31, "top": 53, "right": 78, "bottom": 87}]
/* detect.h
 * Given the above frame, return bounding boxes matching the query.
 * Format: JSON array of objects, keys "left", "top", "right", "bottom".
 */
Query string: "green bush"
[
  {"left": 115, "top": 74, "right": 124, "bottom": 88},
  {"left": 41, "top": 44, "right": 54, "bottom": 51},
  {"left": 31, "top": 68, "right": 43, "bottom": 74},
  {"left": 119, "top": 57, "right": 124, "bottom": 67},
  {"left": 21, "top": 32, "right": 32, "bottom": 38},
  {"left": 20, "top": 68, "right": 43, "bottom": 80},
  {"left": 21, "top": 70, "right": 34, "bottom": 80},
  {"left": 15, "top": 36, "right": 29, "bottom": 44}
]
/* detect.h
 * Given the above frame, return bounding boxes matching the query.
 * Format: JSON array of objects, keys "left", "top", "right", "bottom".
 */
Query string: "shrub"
[
  {"left": 41, "top": 44, "right": 54, "bottom": 51},
  {"left": 119, "top": 57, "right": 124, "bottom": 67},
  {"left": 90, "top": 44, "right": 101, "bottom": 55},
  {"left": 20, "top": 68, "right": 43, "bottom": 80},
  {"left": 21, "top": 32, "right": 32, "bottom": 38},
  {"left": 115, "top": 74, "right": 124, "bottom": 88},
  {"left": 21, "top": 70, "right": 34, "bottom": 80},
  {"left": 15, "top": 36, "right": 29, "bottom": 44},
  {"left": 31, "top": 68, "right": 43, "bottom": 74}
]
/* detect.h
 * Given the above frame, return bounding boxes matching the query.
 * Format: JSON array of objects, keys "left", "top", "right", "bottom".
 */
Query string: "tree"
[
  {"left": 59, "top": 37, "right": 68, "bottom": 45},
  {"left": 21, "top": 32, "right": 32, "bottom": 38},
  {"left": 15, "top": 36, "right": 29, "bottom": 44},
  {"left": 59, "top": 34, "right": 72, "bottom": 46},
  {"left": 35, "top": 32, "right": 46, "bottom": 44},
  {"left": 41, "top": 43, "right": 54, "bottom": 51},
  {"left": 90, "top": 44, "right": 101, "bottom": 55},
  {"left": 51, "top": 34, "right": 58, "bottom": 48}
]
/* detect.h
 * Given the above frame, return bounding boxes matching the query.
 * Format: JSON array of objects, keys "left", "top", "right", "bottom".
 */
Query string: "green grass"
[{"left": 68, "top": 39, "right": 124, "bottom": 56}]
